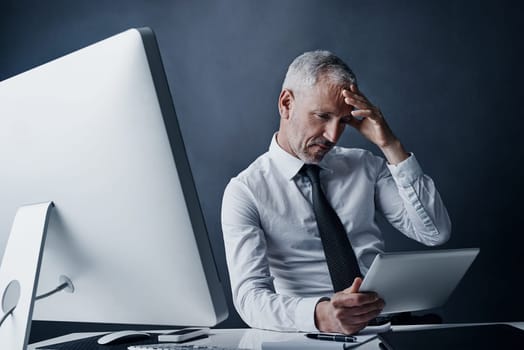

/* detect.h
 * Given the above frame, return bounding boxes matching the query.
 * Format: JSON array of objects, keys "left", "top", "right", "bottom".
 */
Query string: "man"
[{"left": 221, "top": 50, "right": 451, "bottom": 334}]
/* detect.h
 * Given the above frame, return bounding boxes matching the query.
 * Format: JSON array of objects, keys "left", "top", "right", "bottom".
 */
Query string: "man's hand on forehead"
[
  {"left": 339, "top": 84, "right": 409, "bottom": 164},
  {"left": 341, "top": 83, "right": 385, "bottom": 128},
  {"left": 342, "top": 84, "right": 374, "bottom": 115}
]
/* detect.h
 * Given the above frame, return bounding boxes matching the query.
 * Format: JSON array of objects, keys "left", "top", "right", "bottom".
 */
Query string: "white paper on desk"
[{"left": 261, "top": 334, "right": 377, "bottom": 350}]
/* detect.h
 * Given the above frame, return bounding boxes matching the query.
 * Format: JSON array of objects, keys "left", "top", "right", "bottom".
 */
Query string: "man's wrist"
[
  {"left": 380, "top": 139, "right": 409, "bottom": 165},
  {"left": 315, "top": 299, "right": 338, "bottom": 332},
  {"left": 314, "top": 300, "right": 329, "bottom": 331}
]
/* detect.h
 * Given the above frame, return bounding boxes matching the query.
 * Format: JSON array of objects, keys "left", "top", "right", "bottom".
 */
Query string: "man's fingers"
[
  {"left": 347, "top": 277, "right": 362, "bottom": 294},
  {"left": 335, "top": 300, "right": 384, "bottom": 318},
  {"left": 344, "top": 98, "right": 367, "bottom": 110},
  {"left": 350, "top": 299, "right": 386, "bottom": 317},
  {"left": 344, "top": 85, "right": 370, "bottom": 104},
  {"left": 343, "top": 94, "right": 369, "bottom": 110},
  {"left": 329, "top": 277, "right": 386, "bottom": 336},
  {"left": 338, "top": 306, "right": 383, "bottom": 325},
  {"left": 351, "top": 109, "right": 382, "bottom": 122},
  {"left": 342, "top": 89, "right": 367, "bottom": 103},
  {"left": 333, "top": 299, "right": 385, "bottom": 328},
  {"left": 332, "top": 291, "right": 379, "bottom": 308}
]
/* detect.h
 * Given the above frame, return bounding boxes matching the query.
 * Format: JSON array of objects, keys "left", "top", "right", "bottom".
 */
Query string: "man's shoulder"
[{"left": 228, "top": 151, "right": 272, "bottom": 188}]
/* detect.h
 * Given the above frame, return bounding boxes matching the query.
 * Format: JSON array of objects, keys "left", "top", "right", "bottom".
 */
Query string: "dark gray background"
[{"left": 1, "top": 0, "right": 523, "bottom": 342}]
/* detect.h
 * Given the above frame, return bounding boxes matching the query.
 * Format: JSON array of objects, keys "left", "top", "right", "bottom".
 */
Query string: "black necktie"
[{"left": 303, "top": 164, "right": 362, "bottom": 292}]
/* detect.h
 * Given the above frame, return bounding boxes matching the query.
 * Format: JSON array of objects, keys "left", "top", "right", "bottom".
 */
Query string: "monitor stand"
[{"left": 0, "top": 202, "right": 54, "bottom": 350}]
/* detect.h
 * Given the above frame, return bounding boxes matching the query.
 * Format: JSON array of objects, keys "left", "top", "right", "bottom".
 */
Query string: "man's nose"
[{"left": 323, "top": 120, "right": 344, "bottom": 143}]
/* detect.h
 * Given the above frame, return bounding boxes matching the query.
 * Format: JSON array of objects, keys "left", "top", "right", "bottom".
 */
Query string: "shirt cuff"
[
  {"left": 386, "top": 153, "right": 423, "bottom": 188},
  {"left": 295, "top": 296, "right": 329, "bottom": 332}
]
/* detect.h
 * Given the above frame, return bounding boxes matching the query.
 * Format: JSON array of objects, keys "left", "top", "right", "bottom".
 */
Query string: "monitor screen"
[{"left": 0, "top": 28, "right": 228, "bottom": 327}]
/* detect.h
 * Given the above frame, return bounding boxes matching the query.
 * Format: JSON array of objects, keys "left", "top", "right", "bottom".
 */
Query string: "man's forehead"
[
  {"left": 301, "top": 76, "right": 348, "bottom": 97},
  {"left": 298, "top": 80, "right": 352, "bottom": 112}
]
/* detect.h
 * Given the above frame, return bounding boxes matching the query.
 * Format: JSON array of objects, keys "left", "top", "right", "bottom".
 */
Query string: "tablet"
[{"left": 359, "top": 248, "right": 479, "bottom": 315}]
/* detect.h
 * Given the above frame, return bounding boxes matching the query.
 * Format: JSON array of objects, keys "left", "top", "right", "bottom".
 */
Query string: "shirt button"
[{"left": 399, "top": 173, "right": 405, "bottom": 178}]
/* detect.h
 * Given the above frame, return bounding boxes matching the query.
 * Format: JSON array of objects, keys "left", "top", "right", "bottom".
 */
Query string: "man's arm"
[
  {"left": 223, "top": 178, "right": 386, "bottom": 334},
  {"left": 343, "top": 84, "right": 451, "bottom": 244},
  {"left": 376, "top": 154, "right": 451, "bottom": 245},
  {"left": 221, "top": 178, "right": 323, "bottom": 332}
]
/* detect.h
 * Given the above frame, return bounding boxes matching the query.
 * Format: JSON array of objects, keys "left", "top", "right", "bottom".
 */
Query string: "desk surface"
[{"left": 29, "top": 322, "right": 524, "bottom": 350}]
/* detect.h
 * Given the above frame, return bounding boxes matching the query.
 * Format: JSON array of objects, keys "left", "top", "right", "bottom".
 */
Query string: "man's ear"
[{"left": 278, "top": 89, "right": 294, "bottom": 120}]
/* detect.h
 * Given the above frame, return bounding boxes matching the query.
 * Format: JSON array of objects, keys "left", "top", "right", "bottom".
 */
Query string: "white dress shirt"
[{"left": 221, "top": 134, "right": 451, "bottom": 332}]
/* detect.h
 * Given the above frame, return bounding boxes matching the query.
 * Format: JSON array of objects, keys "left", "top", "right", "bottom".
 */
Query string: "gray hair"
[{"left": 282, "top": 50, "right": 356, "bottom": 92}]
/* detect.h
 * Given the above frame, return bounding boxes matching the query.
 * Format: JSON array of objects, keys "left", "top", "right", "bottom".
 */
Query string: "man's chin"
[{"left": 301, "top": 150, "right": 329, "bottom": 164}]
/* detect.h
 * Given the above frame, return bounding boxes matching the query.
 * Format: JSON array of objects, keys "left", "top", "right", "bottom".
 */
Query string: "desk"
[{"left": 29, "top": 322, "right": 524, "bottom": 350}]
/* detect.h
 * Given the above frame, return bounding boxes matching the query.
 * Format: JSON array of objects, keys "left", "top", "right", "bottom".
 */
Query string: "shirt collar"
[{"left": 268, "top": 133, "right": 334, "bottom": 181}]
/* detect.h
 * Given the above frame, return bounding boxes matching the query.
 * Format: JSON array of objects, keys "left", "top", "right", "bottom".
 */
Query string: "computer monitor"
[{"left": 0, "top": 27, "right": 228, "bottom": 344}]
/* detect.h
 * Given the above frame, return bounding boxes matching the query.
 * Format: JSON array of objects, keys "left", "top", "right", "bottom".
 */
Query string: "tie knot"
[{"left": 302, "top": 164, "right": 320, "bottom": 184}]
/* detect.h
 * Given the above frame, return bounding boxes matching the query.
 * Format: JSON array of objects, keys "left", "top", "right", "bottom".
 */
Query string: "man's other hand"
[{"left": 314, "top": 277, "right": 385, "bottom": 334}]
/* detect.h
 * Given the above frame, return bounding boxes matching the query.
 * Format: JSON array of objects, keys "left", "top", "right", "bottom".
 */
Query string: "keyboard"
[{"left": 128, "top": 345, "right": 248, "bottom": 350}]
